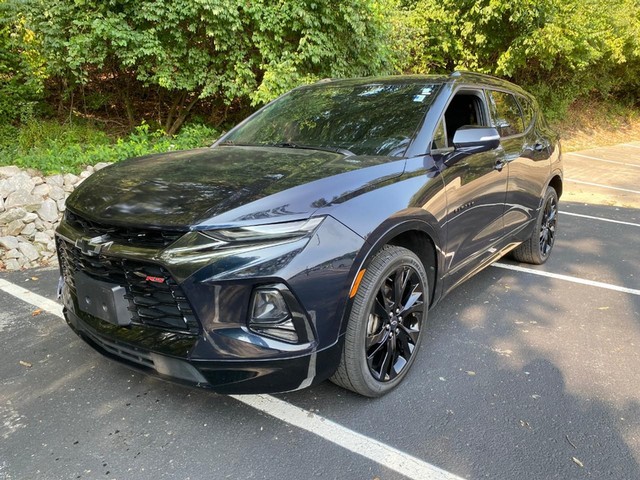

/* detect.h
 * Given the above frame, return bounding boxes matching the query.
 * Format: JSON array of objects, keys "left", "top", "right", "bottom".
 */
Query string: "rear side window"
[
  {"left": 517, "top": 96, "right": 535, "bottom": 130},
  {"left": 487, "top": 90, "right": 524, "bottom": 137}
]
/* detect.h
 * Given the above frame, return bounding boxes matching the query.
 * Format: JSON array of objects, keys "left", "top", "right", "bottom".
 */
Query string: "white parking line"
[
  {"left": 562, "top": 211, "right": 640, "bottom": 227},
  {"left": 566, "top": 152, "right": 640, "bottom": 168},
  {"left": 565, "top": 178, "right": 640, "bottom": 194},
  {"left": 232, "top": 394, "right": 465, "bottom": 480},
  {"left": 492, "top": 263, "right": 640, "bottom": 296},
  {"left": 0, "top": 278, "right": 466, "bottom": 480}
]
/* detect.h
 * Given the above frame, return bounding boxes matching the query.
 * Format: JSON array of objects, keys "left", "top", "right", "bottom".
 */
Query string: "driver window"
[{"left": 443, "top": 92, "right": 486, "bottom": 144}]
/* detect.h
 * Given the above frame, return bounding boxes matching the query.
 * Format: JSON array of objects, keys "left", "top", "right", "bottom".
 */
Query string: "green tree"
[
  {"left": 28, "top": 0, "right": 392, "bottom": 133},
  {"left": 393, "top": 0, "right": 640, "bottom": 117},
  {"left": 0, "top": 0, "right": 45, "bottom": 124}
]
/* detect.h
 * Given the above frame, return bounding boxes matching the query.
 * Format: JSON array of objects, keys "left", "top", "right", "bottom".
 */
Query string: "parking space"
[{"left": 1, "top": 143, "right": 639, "bottom": 479}]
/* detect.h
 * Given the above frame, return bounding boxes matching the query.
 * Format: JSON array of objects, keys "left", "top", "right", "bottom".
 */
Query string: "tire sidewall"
[{"left": 349, "top": 247, "right": 429, "bottom": 396}]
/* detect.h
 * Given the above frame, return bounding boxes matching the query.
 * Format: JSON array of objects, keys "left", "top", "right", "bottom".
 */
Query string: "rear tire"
[
  {"left": 330, "top": 245, "right": 428, "bottom": 397},
  {"left": 511, "top": 186, "right": 558, "bottom": 265}
]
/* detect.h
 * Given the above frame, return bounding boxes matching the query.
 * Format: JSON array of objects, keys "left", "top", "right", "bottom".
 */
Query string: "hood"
[{"left": 67, "top": 146, "right": 404, "bottom": 229}]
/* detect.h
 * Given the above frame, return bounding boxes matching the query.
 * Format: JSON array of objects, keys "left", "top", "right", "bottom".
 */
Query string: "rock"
[
  {"left": 0, "top": 179, "right": 10, "bottom": 198},
  {"left": 63, "top": 173, "right": 79, "bottom": 186},
  {"left": 33, "top": 183, "right": 51, "bottom": 197},
  {"left": 4, "top": 172, "right": 35, "bottom": 195},
  {"left": 5, "top": 248, "right": 21, "bottom": 259},
  {"left": 48, "top": 185, "right": 66, "bottom": 201},
  {"left": 34, "top": 231, "right": 50, "bottom": 244},
  {"left": 33, "top": 176, "right": 44, "bottom": 186},
  {"left": 21, "top": 222, "right": 36, "bottom": 237},
  {"left": 57, "top": 199, "right": 66, "bottom": 212},
  {"left": 0, "top": 208, "right": 27, "bottom": 225},
  {"left": 45, "top": 174, "right": 64, "bottom": 188},
  {"left": 0, "top": 197, "right": 4, "bottom": 213},
  {"left": 0, "top": 236, "right": 19, "bottom": 250},
  {"left": 94, "top": 162, "right": 111, "bottom": 171},
  {"left": 4, "top": 190, "right": 43, "bottom": 211},
  {"left": 23, "top": 212, "right": 38, "bottom": 223},
  {"left": 37, "top": 199, "right": 59, "bottom": 223},
  {"left": 79, "top": 170, "right": 93, "bottom": 179},
  {"left": 4, "top": 259, "right": 20, "bottom": 271},
  {"left": 4, "top": 219, "right": 24, "bottom": 236},
  {"left": 0, "top": 166, "right": 21, "bottom": 178},
  {"left": 18, "top": 242, "right": 39, "bottom": 261},
  {"left": 46, "top": 240, "right": 57, "bottom": 252}
]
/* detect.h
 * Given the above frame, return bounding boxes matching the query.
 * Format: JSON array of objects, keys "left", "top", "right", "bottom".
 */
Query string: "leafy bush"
[
  {"left": 0, "top": 121, "right": 219, "bottom": 174},
  {"left": 0, "top": 0, "right": 45, "bottom": 124},
  {"left": 25, "top": 0, "right": 392, "bottom": 133},
  {"left": 393, "top": 0, "right": 640, "bottom": 119}
]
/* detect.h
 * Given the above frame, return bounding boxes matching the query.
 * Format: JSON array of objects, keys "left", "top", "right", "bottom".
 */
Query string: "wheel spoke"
[
  {"left": 373, "top": 296, "right": 388, "bottom": 318},
  {"left": 393, "top": 266, "right": 409, "bottom": 307},
  {"left": 399, "top": 286, "right": 423, "bottom": 316},
  {"left": 366, "top": 328, "right": 388, "bottom": 350},
  {"left": 399, "top": 323, "right": 420, "bottom": 344},
  {"left": 396, "top": 327, "right": 415, "bottom": 356}
]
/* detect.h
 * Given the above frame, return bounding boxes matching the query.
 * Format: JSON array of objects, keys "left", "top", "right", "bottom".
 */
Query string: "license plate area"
[{"left": 74, "top": 271, "right": 131, "bottom": 326}]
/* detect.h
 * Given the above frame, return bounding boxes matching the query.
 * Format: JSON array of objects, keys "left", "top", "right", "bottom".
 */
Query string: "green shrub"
[
  {"left": 393, "top": 0, "right": 640, "bottom": 118},
  {"left": 0, "top": 121, "right": 219, "bottom": 174}
]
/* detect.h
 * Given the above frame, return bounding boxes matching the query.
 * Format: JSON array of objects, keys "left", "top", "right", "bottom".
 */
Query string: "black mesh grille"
[
  {"left": 58, "top": 239, "right": 199, "bottom": 334},
  {"left": 65, "top": 211, "right": 185, "bottom": 248}
]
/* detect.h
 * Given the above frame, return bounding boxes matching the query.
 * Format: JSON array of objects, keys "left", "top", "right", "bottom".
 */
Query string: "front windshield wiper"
[{"left": 268, "top": 142, "right": 355, "bottom": 156}]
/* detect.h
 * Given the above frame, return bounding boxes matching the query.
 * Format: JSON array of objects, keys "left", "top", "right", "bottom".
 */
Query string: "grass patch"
[
  {"left": 0, "top": 120, "right": 219, "bottom": 175},
  {"left": 551, "top": 99, "right": 640, "bottom": 152}
]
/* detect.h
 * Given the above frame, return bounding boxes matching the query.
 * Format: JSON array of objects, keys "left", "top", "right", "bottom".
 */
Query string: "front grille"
[
  {"left": 58, "top": 239, "right": 199, "bottom": 334},
  {"left": 65, "top": 210, "right": 185, "bottom": 248}
]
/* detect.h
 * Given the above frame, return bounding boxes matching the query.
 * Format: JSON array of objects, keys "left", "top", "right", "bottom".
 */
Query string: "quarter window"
[{"left": 487, "top": 91, "right": 524, "bottom": 137}]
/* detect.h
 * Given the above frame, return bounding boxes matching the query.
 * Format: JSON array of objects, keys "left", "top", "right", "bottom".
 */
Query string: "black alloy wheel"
[
  {"left": 330, "top": 245, "right": 428, "bottom": 397},
  {"left": 539, "top": 193, "right": 558, "bottom": 259},
  {"left": 366, "top": 264, "right": 424, "bottom": 381},
  {"left": 511, "top": 186, "right": 559, "bottom": 265}
]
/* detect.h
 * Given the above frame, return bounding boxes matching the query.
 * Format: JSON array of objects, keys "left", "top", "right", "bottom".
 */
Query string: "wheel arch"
[
  {"left": 548, "top": 173, "right": 563, "bottom": 199},
  {"left": 339, "top": 213, "right": 444, "bottom": 336}
]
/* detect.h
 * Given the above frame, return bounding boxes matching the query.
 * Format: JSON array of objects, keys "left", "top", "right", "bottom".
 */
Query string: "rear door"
[{"left": 486, "top": 90, "right": 551, "bottom": 237}]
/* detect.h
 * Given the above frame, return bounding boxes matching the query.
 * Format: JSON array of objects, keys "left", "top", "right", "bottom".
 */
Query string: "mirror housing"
[{"left": 452, "top": 126, "right": 500, "bottom": 151}]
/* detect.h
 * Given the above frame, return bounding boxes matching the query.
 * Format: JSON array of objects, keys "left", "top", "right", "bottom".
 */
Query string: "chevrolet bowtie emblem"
[{"left": 75, "top": 235, "right": 113, "bottom": 257}]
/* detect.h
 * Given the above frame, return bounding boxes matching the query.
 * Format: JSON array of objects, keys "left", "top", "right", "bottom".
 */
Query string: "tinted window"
[
  {"left": 224, "top": 83, "right": 440, "bottom": 156},
  {"left": 487, "top": 91, "right": 524, "bottom": 137},
  {"left": 517, "top": 96, "right": 535, "bottom": 130}
]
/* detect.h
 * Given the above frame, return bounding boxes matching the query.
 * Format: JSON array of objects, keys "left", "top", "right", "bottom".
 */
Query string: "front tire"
[
  {"left": 511, "top": 186, "right": 558, "bottom": 265},
  {"left": 330, "top": 245, "right": 428, "bottom": 397}
]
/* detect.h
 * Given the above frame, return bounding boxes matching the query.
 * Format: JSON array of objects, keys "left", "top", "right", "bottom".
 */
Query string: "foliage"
[
  {"left": 393, "top": 0, "right": 640, "bottom": 119},
  {"left": 24, "top": 0, "right": 392, "bottom": 133},
  {"left": 0, "top": 121, "right": 218, "bottom": 174},
  {"left": 0, "top": 0, "right": 45, "bottom": 123}
]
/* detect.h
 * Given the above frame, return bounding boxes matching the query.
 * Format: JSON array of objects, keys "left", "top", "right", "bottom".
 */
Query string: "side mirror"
[{"left": 452, "top": 126, "right": 500, "bottom": 151}]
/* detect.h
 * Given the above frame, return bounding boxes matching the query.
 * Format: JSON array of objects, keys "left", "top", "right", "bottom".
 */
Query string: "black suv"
[{"left": 56, "top": 72, "right": 562, "bottom": 397}]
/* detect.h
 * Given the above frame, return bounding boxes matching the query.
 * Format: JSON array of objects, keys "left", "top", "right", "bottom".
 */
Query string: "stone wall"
[{"left": 0, "top": 163, "right": 111, "bottom": 271}]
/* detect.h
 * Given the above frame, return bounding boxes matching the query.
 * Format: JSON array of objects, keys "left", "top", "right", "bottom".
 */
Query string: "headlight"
[{"left": 204, "top": 217, "right": 324, "bottom": 243}]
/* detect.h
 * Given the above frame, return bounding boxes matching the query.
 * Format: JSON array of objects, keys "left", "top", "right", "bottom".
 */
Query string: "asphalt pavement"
[{"left": 1, "top": 142, "right": 639, "bottom": 480}]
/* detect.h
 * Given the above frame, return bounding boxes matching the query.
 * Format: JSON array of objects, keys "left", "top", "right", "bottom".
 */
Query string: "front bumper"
[
  {"left": 64, "top": 305, "right": 342, "bottom": 393},
  {"left": 55, "top": 212, "right": 364, "bottom": 393}
]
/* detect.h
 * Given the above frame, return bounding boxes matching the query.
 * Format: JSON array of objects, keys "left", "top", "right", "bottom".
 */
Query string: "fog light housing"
[{"left": 249, "top": 284, "right": 313, "bottom": 344}]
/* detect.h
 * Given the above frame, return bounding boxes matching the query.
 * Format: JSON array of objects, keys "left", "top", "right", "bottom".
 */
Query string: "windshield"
[{"left": 222, "top": 82, "right": 440, "bottom": 157}]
